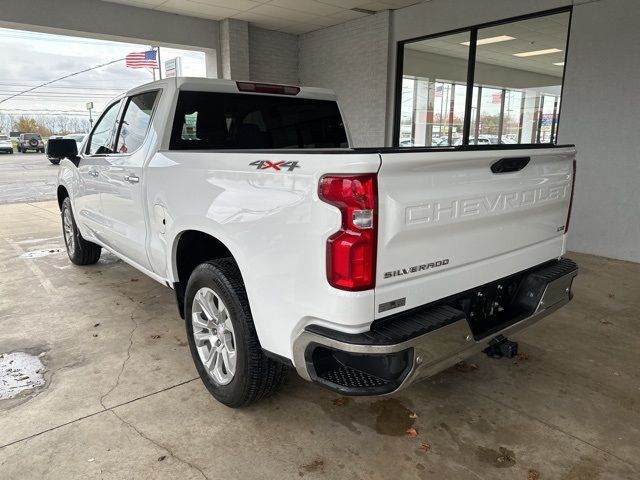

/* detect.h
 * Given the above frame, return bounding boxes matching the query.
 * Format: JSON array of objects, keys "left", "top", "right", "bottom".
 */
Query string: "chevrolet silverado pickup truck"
[{"left": 50, "top": 77, "right": 578, "bottom": 407}]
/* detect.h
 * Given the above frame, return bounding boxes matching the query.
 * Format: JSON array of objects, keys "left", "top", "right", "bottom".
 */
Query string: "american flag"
[
  {"left": 125, "top": 50, "right": 158, "bottom": 69},
  {"left": 434, "top": 85, "right": 443, "bottom": 97}
]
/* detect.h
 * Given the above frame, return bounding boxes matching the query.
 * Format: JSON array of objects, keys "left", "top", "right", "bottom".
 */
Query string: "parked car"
[
  {"left": 17, "top": 133, "right": 45, "bottom": 153},
  {"left": 0, "top": 135, "right": 13, "bottom": 154},
  {"left": 52, "top": 78, "right": 578, "bottom": 408}
]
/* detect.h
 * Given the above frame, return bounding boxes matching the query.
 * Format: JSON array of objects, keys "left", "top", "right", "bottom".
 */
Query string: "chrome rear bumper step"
[{"left": 293, "top": 258, "right": 578, "bottom": 395}]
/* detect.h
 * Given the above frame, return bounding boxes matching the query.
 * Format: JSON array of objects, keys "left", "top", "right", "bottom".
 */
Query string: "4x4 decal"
[{"left": 249, "top": 160, "right": 300, "bottom": 172}]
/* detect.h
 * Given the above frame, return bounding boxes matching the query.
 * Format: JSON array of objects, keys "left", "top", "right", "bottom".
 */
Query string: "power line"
[
  {"left": 0, "top": 57, "right": 126, "bottom": 106},
  {"left": 0, "top": 108, "right": 102, "bottom": 114}
]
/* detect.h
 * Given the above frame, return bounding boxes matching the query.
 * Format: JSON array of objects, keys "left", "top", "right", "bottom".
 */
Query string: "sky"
[{"left": 0, "top": 27, "right": 207, "bottom": 121}]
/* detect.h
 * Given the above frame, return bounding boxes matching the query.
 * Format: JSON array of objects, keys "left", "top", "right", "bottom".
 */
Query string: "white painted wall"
[
  {"left": 558, "top": 0, "right": 640, "bottom": 261},
  {"left": 249, "top": 27, "right": 298, "bottom": 85},
  {"left": 299, "top": 12, "right": 391, "bottom": 147}
]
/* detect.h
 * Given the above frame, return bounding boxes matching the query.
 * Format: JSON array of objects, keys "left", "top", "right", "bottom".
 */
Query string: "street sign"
[
  {"left": 165, "top": 57, "right": 182, "bottom": 78},
  {"left": 86, "top": 102, "right": 93, "bottom": 110}
]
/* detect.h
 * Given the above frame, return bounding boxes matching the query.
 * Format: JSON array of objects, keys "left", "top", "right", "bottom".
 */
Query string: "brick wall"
[
  {"left": 249, "top": 27, "right": 298, "bottom": 85},
  {"left": 299, "top": 12, "right": 390, "bottom": 147}
]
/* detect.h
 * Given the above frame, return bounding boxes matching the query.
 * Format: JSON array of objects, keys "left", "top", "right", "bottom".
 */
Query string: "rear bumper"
[{"left": 293, "top": 258, "right": 578, "bottom": 395}]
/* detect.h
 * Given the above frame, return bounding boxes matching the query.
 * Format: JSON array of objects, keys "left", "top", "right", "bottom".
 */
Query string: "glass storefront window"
[{"left": 396, "top": 9, "right": 570, "bottom": 147}]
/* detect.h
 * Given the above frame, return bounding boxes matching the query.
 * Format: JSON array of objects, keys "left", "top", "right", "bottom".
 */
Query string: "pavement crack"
[
  {"left": 107, "top": 409, "right": 210, "bottom": 480},
  {"left": 99, "top": 296, "right": 141, "bottom": 408}
]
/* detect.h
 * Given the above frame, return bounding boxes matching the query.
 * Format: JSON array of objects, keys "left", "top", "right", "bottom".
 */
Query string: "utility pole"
[{"left": 86, "top": 102, "right": 94, "bottom": 130}]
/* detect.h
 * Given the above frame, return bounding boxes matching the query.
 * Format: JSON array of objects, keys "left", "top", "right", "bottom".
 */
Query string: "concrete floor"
[
  {"left": 0, "top": 201, "right": 639, "bottom": 480},
  {"left": 0, "top": 153, "right": 59, "bottom": 204}
]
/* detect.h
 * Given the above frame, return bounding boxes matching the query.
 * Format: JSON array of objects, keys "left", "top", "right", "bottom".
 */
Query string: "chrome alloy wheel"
[
  {"left": 63, "top": 206, "right": 75, "bottom": 256},
  {"left": 192, "top": 287, "right": 237, "bottom": 385}
]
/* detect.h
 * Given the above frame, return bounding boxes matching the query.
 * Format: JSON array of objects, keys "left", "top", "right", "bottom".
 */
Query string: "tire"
[
  {"left": 61, "top": 197, "right": 101, "bottom": 265},
  {"left": 49, "top": 158, "right": 61, "bottom": 165},
  {"left": 185, "top": 259, "right": 287, "bottom": 407}
]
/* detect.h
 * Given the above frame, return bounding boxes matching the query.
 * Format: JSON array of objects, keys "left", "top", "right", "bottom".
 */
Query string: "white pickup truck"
[{"left": 51, "top": 77, "right": 578, "bottom": 407}]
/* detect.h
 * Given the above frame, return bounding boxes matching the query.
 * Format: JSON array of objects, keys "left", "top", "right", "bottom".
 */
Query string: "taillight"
[
  {"left": 565, "top": 158, "right": 576, "bottom": 233},
  {"left": 319, "top": 174, "right": 377, "bottom": 291}
]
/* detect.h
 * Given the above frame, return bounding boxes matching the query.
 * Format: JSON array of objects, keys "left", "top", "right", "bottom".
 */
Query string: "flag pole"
[{"left": 156, "top": 46, "right": 163, "bottom": 79}]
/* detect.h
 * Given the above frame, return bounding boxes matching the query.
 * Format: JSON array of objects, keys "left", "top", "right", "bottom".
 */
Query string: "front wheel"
[
  {"left": 61, "top": 197, "right": 101, "bottom": 265},
  {"left": 185, "top": 259, "right": 287, "bottom": 407}
]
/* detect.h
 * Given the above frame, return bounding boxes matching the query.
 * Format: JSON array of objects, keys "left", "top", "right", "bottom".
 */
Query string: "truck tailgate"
[{"left": 375, "top": 146, "right": 575, "bottom": 319}]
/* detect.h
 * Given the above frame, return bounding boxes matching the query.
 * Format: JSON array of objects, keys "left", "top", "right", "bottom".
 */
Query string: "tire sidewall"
[
  {"left": 185, "top": 263, "right": 253, "bottom": 407},
  {"left": 61, "top": 197, "right": 81, "bottom": 264}
]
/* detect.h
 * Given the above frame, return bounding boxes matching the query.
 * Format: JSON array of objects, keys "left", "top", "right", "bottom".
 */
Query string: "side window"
[
  {"left": 87, "top": 100, "right": 122, "bottom": 155},
  {"left": 116, "top": 91, "right": 159, "bottom": 154}
]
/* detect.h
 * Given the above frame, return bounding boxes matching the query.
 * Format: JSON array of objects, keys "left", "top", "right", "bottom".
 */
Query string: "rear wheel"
[
  {"left": 61, "top": 197, "right": 101, "bottom": 265},
  {"left": 185, "top": 259, "right": 287, "bottom": 407},
  {"left": 49, "top": 158, "right": 61, "bottom": 165}
]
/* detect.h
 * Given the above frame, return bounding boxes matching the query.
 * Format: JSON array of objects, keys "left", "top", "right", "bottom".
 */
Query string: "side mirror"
[{"left": 46, "top": 138, "right": 79, "bottom": 162}]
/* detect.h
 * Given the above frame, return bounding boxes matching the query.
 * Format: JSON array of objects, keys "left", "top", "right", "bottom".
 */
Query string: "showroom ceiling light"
[
  {"left": 513, "top": 48, "right": 562, "bottom": 57},
  {"left": 461, "top": 35, "right": 515, "bottom": 46},
  {"left": 553, "top": 62, "right": 565, "bottom": 66}
]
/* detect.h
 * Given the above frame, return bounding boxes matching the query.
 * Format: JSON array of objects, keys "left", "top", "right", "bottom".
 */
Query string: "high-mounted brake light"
[
  {"left": 319, "top": 174, "right": 377, "bottom": 291},
  {"left": 565, "top": 158, "right": 576, "bottom": 233},
  {"left": 236, "top": 81, "right": 300, "bottom": 96}
]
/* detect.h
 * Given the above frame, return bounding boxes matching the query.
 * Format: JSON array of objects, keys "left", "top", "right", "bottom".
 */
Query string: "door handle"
[
  {"left": 124, "top": 174, "right": 140, "bottom": 184},
  {"left": 491, "top": 156, "right": 530, "bottom": 174},
  {"left": 88, "top": 169, "right": 99, "bottom": 177}
]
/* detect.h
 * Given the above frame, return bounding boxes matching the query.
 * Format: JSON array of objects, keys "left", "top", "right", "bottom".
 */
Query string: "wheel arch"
[
  {"left": 171, "top": 229, "right": 244, "bottom": 318},
  {"left": 56, "top": 185, "right": 69, "bottom": 210}
]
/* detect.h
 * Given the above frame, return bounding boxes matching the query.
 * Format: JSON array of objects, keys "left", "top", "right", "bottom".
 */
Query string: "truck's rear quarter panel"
[{"left": 146, "top": 150, "right": 381, "bottom": 359}]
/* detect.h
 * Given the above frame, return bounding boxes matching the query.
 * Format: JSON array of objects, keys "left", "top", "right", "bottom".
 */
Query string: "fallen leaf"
[
  {"left": 527, "top": 469, "right": 540, "bottom": 480},
  {"left": 92, "top": 334, "right": 98, "bottom": 338},
  {"left": 151, "top": 334, "right": 161, "bottom": 340},
  {"left": 516, "top": 352, "right": 529, "bottom": 361},
  {"left": 419, "top": 441, "right": 431, "bottom": 453},
  {"left": 409, "top": 412, "right": 418, "bottom": 419},
  {"left": 600, "top": 319, "right": 613, "bottom": 325},
  {"left": 405, "top": 428, "right": 418, "bottom": 437},
  {"left": 608, "top": 293, "right": 615, "bottom": 299},
  {"left": 15, "top": 375, "right": 29, "bottom": 381},
  {"left": 131, "top": 278, "right": 139, "bottom": 282},
  {"left": 94, "top": 323, "right": 100, "bottom": 328},
  {"left": 157, "top": 455, "right": 167, "bottom": 462},
  {"left": 332, "top": 397, "right": 349, "bottom": 406}
]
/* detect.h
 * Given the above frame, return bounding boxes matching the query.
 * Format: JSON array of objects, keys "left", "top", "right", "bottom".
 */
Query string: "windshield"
[
  {"left": 0, "top": 136, "right": 9, "bottom": 141},
  {"left": 170, "top": 91, "right": 348, "bottom": 150}
]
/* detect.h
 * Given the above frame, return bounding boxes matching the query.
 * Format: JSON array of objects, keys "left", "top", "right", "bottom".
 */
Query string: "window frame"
[
  {"left": 392, "top": 6, "right": 573, "bottom": 149},
  {"left": 113, "top": 89, "right": 162, "bottom": 156},
  {"left": 85, "top": 98, "right": 125, "bottom": 156}
]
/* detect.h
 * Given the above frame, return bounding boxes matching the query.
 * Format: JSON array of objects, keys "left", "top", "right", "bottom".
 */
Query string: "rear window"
[
  {"left": 23, "top": 134, "right": 41, "bottom": 140},
  {"left": 169, "top": 91, "right": 348, "bottom": 150}
]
